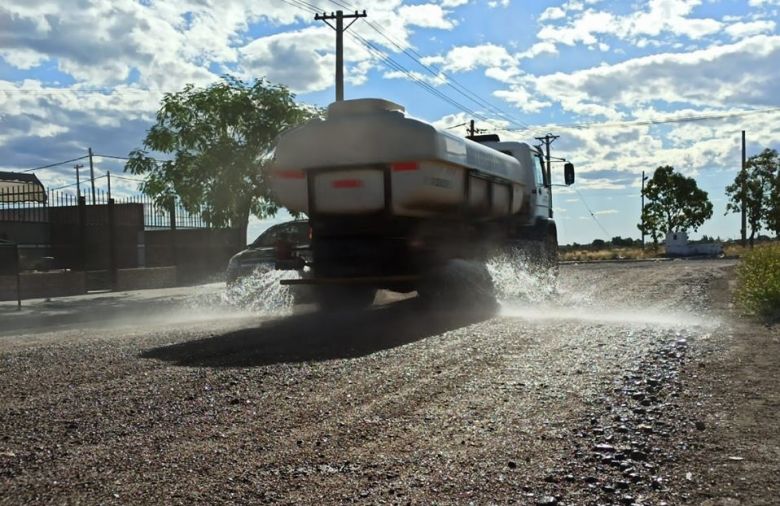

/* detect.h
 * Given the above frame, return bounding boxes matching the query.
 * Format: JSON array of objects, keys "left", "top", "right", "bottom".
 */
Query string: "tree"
[
  {"left": 725, "top": 148, "right": 779, "bottom": 246},
  {"left": 125, "top": 75, "right": 317, "bottom": 239},
  {"left": 638, "top": 207, "right": 662, "bottom": 248},
  {"left": 638, "top": 165, "right": 713, "bottom": 242}
]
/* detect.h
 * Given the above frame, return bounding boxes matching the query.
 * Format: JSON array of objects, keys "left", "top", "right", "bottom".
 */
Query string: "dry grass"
[
  {"left": 561, "top": 239, "right": 779, "bottom": 263},
  {"left": 560, "top": 246, "right": 659, "bottom": 262}
]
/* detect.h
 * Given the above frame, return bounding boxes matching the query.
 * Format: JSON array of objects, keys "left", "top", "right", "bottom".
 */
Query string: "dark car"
[{"left": 226, "top": 220, "right": 310, "bottom": 284}]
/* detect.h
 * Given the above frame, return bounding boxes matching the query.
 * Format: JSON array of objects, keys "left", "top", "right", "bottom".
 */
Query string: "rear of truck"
[{"left": 269, "top": 99, "right": 541, "bottom": 309}]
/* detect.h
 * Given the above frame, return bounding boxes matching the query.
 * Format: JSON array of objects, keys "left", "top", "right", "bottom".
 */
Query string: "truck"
[{"left": 269, "top": 98, "right": 574, "bottom": 309}]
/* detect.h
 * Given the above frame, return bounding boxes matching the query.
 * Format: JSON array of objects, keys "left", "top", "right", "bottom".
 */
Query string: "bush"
[{"left": 735, "top": 244, "right": 780, "bottom": 320}]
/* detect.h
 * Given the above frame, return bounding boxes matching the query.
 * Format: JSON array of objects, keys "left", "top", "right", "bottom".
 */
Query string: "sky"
[{"left": 1, "top": 0, "right": 779, "bottom": 245}]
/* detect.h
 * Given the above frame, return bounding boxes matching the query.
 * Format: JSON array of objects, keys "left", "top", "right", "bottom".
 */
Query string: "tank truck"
[{"left": 269, "top": 98, "right": 575, "bottom": 309}]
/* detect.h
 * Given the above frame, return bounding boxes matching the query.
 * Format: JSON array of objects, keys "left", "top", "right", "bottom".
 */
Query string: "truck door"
[{"left": 533, "top": 152, "right": 551, "bottom": 218}]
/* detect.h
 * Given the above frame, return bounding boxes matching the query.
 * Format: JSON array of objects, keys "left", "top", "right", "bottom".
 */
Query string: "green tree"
[
  {"left": 639, "top": 165, "right": 713, "bottom": 242},
  {"left": 125, "top": 75, "right": 317, "bottom": 239},
  {"left": 725, "top": 149, "right": 779, "bottom": 246},
  {"left": 638, "top": 206, "right": 662, "bottom": 249}
]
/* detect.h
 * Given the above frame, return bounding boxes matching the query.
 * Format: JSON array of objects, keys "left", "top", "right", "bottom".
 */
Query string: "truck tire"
[
  {"left": 417, "top": 259, "right": 497, "bottom": 309},
  {"left": 313, "top": 286, "right": 377, "bottom": 311},
  {"left": 542, "top": 229, "right": 559, "bottom": 276}
]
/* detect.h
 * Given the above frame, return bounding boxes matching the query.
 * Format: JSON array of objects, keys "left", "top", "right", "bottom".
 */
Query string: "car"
[{"left": 226, "top": 220, "right": 310, "bottom": 285}]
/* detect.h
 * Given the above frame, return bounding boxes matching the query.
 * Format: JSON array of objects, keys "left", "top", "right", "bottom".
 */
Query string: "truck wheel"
[
  {"left": 417, "top": 259, "right": 497, "bottom": 309},
  {"left": 543, "top": 230, "right": 559, "bottom": 272},
  {"left": 313, "top": 286, "right": 377, "bottom": 311}
]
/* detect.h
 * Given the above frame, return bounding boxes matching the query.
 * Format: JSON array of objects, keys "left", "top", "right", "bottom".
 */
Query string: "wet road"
[{"left": 1, "top": 259, "right": 775, "bottom": 505}]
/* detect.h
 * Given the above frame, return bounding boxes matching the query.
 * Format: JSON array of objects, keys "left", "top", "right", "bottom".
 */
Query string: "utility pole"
[
  {"left": 315, "top": 10, "right": 367, "bottom": 102},
  {"left": 88, "top": 147, "right": 96, "bottom": 205},
  {"left": 74, "top": 163, "right": 83, "bottom": 197},
  {"left": 534, "top": 133, "right": 559, "bottom": 187},
  {"left": 740, "top": 130, "right": 747, "bottom": 247},
  {"left": 641, "top": 171, "right": 649, "bottom": 248},
  {"left": 466, "top": 120, "right": 486, "bottom": 138}
]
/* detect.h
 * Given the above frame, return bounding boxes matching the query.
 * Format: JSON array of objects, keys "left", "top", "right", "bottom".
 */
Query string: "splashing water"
[
  {"left": 486, "top": 250, "right": 718, "bottom": 330},
  {"left": 486, "top": 249, "right": 558, "bottom": 302},
  {"left": 222, "top": 268, "right": 301, "bottom": 314}
]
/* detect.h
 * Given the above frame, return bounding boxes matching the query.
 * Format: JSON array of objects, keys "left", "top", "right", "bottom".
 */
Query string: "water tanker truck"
[{"left": 269, "top": 98, "right": 574, "bottom": 309}]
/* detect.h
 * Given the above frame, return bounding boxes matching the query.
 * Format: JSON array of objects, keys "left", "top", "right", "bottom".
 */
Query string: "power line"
[
  {"left": 323, "top": 0, "right": 530, "bottom": 129},
  {"left": 348, "top": 31, "right": 495, "bottom": 123},
  {"left": 281, "top": 0, "right": 502, "bottom": 125},
  {"left": 574, "top": 187, "right": 612, "bottom": 238},
  {"left": 358, "top": 18, "right": 530, "bottom": 130},
  {"left": 22, "top": 155, "right": 89, "bottom": 172}
]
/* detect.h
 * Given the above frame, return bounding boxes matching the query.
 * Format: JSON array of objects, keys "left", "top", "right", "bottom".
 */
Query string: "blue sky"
[{"left": 1, "top": 0, "right": 779, "bottom": 244}]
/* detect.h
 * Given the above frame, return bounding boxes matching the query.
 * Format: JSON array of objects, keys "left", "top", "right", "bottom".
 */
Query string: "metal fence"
[{"left": 0, "top": 185, "right": 209, "bottom": 230}]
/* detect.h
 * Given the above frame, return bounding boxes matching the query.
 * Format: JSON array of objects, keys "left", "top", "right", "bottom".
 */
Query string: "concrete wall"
[
  {"left": 0, "top": 271, "right": 86, "bottom": 301},
  {"left": 115, "top": 266, "right": 177, "bottom": 291},
  {"left": 145, "top": 228, "right": 243, "bottom": 282}
]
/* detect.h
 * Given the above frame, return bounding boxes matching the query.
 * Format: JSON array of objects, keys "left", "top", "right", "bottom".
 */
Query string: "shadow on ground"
[
  {"left": 0, "top": 291, "right": 222, "bottom": 335},
  {"left": 141, "top": 298, "right": 495, "bottom": 367}
]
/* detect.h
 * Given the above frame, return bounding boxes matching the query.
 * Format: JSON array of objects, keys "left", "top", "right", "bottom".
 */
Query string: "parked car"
[{"left": 226, "top": 220, "right": 310, "bottom": 284}]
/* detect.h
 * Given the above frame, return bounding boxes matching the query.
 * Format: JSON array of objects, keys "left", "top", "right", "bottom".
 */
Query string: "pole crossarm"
[{"left": 315, "top": 10, "right": 367, "bottom": 102}]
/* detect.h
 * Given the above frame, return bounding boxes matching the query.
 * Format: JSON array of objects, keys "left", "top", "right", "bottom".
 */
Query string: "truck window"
[{"left": 533, "top": 155, "right": 546, "bottom": 188}]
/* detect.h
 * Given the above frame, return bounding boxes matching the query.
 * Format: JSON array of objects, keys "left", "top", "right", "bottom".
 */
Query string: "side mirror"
[{"left": 564, "top": 162, "right": 575, "bottom": 185}]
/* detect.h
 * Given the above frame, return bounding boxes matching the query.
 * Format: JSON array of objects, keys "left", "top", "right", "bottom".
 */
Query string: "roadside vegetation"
[
  {"left": 735, "top": 243, "right": 780, "bottom": 320},
  {"left": 559, "top": 236, "right": 779, "bottom": 262}
]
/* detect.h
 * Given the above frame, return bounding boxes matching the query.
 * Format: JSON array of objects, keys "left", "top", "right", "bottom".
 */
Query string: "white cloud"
[
  {"left": 423, "top": 43, "right": 516, "bottom": 72},
  {"left": 532, "top": 35, "right": 780, "bottom": 117},
  {"left": 238, "top": 27, "right": 336, "bottom": 94},
  {"left": 535, "top": 0, "right": 723, "bottom": 50},
  {"left": 724, "top": 20, "right": 776, "bottom": 40},
  {"left": 539, "top": 7, "right": 566, "bottom": 21},
  {"left": 493, "top": 83, "right": 551, "bottom": 113},
  {"left": 398, "top": 4, "right": 457, "bottom": 29}
]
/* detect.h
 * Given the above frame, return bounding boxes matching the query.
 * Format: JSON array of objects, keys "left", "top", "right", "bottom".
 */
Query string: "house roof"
[{"left": 0, "top": 171, "right": 46, "bottom": 203}]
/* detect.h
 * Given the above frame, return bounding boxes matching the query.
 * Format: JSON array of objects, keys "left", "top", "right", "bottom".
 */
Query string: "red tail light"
[{"left": 391, "top": 161, "right": 419, "bottom": 172}]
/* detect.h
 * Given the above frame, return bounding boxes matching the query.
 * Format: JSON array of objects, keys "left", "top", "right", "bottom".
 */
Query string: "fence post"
[
  {"left": 169, "top": 201, "right": 178, "bottom": 283},
  {"left": 108, "top": 197, "right": 118, "bottom": 290},
  {"left": 78, "top": 195, "right": 87, "bottom": 272},
  {"left": 15, "top": 243, "right": 21, "bottom": 310}
]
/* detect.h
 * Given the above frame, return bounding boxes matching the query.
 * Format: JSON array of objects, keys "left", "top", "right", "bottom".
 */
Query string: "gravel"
[{"left": 0, "top": 259, "right": 778, "bottom": 504}]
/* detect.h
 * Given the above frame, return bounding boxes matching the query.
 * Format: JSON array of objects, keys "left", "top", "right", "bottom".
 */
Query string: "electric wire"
[
  {"left": 323, "top": 0, "right": 529, "bottom": 129},
  {"left": 574, "top": 187, "right": 612, "bottom": 238},
  {"left": 22, "top": 155, "right": 89, "bottom": 173}
]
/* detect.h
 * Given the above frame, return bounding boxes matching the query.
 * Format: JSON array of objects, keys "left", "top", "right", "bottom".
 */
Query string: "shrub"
[{"left": 735, "top": 244, "right": 780, "bottom": 320}]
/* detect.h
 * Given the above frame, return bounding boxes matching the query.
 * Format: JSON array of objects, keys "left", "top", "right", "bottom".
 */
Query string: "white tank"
[{"left": 270, "top": 98, "right": 529, "bottom": 218}]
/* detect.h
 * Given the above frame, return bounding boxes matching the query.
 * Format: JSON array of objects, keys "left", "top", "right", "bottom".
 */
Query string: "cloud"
[
  {"left": 725, "top": 20, "right": 776, "bottom": 40},
  {"left": 533, "top": 35, "right": 780, "bottom": 117},
  {"left": 238, "top": 27, "right": 336, "bottom": 93},
  {"left": 422, "top": 43, "right": 516, "bottom": 73},
  {"left": 539, "top": 7, "right": 566, "bottom": 21},
  {"left": 398, "top": 4, "right": 457, "bottom": 29},
  {"left": 535, "top": 0, "right": 724, "bottom": 51}
]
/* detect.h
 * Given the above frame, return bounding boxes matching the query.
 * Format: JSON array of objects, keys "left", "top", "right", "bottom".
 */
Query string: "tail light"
[{"left": 391, "top": 161, "right": 419, "bottom": 172}]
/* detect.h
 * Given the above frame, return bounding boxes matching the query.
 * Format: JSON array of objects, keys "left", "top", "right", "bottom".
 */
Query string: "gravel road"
[{"left": 1, "top": 259, "right": 777, "bottom": 505}]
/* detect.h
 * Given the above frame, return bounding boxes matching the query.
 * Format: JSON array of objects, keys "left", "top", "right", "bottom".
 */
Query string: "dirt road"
[{"left": 0, "top": 260, "right": 777, "bottom": 504}]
